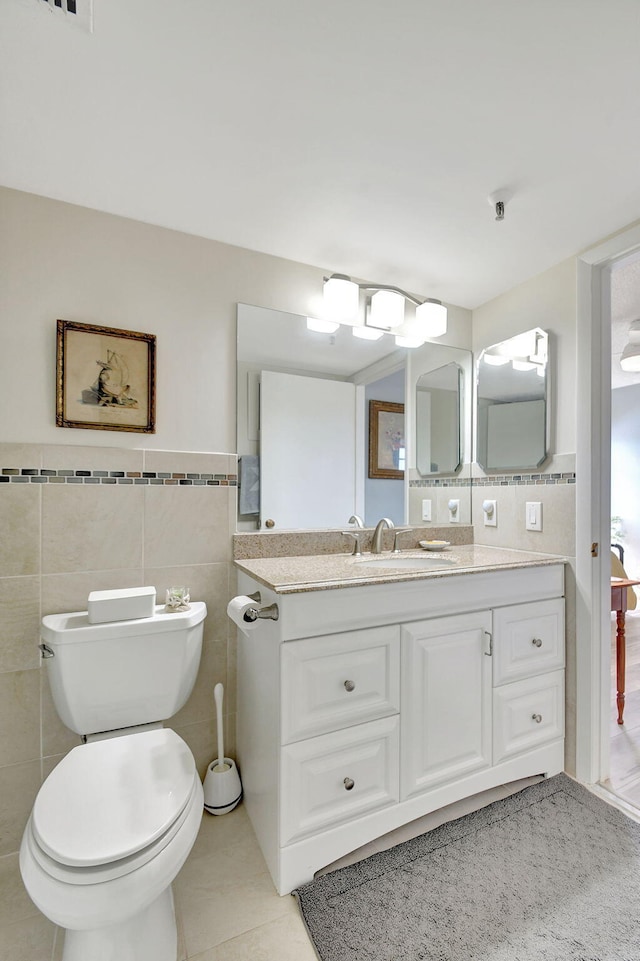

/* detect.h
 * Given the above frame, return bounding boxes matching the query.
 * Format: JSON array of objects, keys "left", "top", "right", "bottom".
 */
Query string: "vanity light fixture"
[
  {"left": 322, "top": 274, "right": 448, "bottom": 344},
  {"left": 322, "top": 274, "right": 359, "bottom": 322}
]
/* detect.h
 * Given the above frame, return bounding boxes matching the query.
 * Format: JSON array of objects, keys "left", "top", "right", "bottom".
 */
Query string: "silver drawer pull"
[
  {"left": 531, "top": 637, "right": 543, "bottom": 648},
  {"left": 343, "top": 777, "right": 355, "bottom": 791},
  {"left": 532, "top": 713, "right": 542, "bottom": 724},
  {"left": 344, "top": 679, "right": 356, "bottom": 692}
]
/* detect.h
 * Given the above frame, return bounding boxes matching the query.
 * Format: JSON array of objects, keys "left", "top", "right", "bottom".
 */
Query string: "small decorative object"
[
  {"left": 56, "top": 319, "right": 156, "bottom": 433},
  {"left": 165, "top": 587, "right": 190, "bottom": 612},
  {"left": 369, "top": 400, "right": 405, "bottom": 479}
]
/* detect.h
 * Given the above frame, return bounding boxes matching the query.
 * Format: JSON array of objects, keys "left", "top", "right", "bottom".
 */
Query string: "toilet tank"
[{"left": 40, "top": 602, "right": 207, "bottom": 736}]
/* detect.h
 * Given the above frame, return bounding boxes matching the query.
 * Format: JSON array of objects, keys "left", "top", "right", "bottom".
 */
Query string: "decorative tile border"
[
  {"left": 471, "top": 471, "right": 576, "bottom": 486},
  {"left": 0, "top": 467, "right": 237, "bottom": 486},
  {"left": 410, "top": 471, "right": 576, "bottom": 488}
]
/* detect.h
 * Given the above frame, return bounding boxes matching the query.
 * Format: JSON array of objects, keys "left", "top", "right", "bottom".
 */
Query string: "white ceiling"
[{"left": 2, "top": 0, "right": 640, "bottom": 310}]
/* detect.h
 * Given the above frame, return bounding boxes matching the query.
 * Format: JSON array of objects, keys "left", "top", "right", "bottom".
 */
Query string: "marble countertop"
[{"left": 234, "top": 545, "right": 566, "bottom": 594}]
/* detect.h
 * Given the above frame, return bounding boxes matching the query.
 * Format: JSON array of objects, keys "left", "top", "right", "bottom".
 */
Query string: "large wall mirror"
[
  {"left": 476, "top": 328, "right": 549, "bottom": 471},
  {"left": 237, "top": 304, "right": 472, "bottom": 531}
]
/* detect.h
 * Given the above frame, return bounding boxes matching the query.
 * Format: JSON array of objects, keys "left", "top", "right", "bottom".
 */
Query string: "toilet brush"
[{"left": 203, "top": 683, "right": 242, "bottom": 815}]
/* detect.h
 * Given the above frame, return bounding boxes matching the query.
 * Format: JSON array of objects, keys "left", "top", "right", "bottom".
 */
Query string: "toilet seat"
[{"left": 32, "top": 728, "right": 196, "bottom": 870}]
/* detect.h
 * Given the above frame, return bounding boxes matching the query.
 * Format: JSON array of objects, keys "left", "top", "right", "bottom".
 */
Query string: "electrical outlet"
[
  {"left": 526, "top": 501, "right": 542, "bottom": 532},
  {"left": 421, "top": 499, "right": 432, "bottom": 522},
  {"left": 448, "top": 499, "right": 460, "bottom": 523},
  {"left": 483, "top": 499, "right": 497, "bottom": 527}
]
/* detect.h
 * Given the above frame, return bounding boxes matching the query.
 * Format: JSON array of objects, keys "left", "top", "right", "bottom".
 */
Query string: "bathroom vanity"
[{"left": 233, "top": 546, "right": 565, "bottom": 895}]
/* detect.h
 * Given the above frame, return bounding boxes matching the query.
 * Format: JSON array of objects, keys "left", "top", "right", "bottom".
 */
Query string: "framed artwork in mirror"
[
  {"left": 369, "top": 400, "right": 405, "bottom": 479},
  {"left": 56, "top": 319, "right": 156, "bottom": 433}
]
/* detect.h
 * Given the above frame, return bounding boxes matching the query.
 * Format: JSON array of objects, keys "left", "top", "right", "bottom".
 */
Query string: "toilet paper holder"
[{"left": 244, "top": 591, "right": 279, "bottom": 623}]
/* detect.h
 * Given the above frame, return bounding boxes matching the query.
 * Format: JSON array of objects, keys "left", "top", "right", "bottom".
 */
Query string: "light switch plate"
[
  {"left": 526, "top": 501, "right": 542, "bottom": 532},
  {"left": 421, "top": 499, "right": 432, "bottom": 522}
]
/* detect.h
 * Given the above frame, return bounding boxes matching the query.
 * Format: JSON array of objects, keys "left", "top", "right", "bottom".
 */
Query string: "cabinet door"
[
  {"left": 280, "top": 716, "right": 399, "bottom": 844},
  {"left": 493, "top": 599, "right": 565, "bottom": 686},
  {"left": 401, "top": 611, "right": 492, "bottom": 799},
  {"left": 281, "top": 625, "right": 400, "bottom": 744},
  {"left": 493, "top": 669, "right": 564, "bottom": 763}
]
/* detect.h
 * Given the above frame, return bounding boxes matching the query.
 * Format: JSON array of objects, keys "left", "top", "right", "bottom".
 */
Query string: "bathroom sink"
[{"left": 356, "top": 555, "right": 457, "bottom": 570}]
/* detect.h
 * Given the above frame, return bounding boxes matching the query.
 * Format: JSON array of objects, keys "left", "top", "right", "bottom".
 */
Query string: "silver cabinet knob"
[
  {"left": 344, "top": 679, "right": 356, "bottom": 692},
  {"left": 343, "top": 777, "right": 355, "bottom": 791},
  {"left": 532, "top": 637, "right": 543, "bottom": 648},
  {"left": 532, "top": 713, "right": 542, "bottom": 723}
]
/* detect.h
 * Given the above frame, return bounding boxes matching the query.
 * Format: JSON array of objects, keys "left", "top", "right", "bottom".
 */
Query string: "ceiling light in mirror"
[
  {"left": 483, "top": 352, "right": 510, "bottom": 366},
  {"left": 620, "top": 342, "right": 640, "bottom": 372},
  {"left": 395, "top": 332, "right": 426, "bottom": 348},
  {"left": 307, "top": 316, "right": 340, "bottom": 334},
  {"left": 353, "top": 324, "right": 385, "bottom": 340}
]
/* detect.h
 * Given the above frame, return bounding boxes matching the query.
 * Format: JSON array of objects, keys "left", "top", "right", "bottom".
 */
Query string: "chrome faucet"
[
  {"left": 348, "top": 514, "right": 365, "bottom": 528},
  {"left": 371, "top": 517, "right": 394, "bottom": 553}
]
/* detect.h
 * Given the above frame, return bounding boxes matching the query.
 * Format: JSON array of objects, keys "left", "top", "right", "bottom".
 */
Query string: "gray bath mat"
[{"left": 293, "top": 775, "right": 640, "bottom": 961}]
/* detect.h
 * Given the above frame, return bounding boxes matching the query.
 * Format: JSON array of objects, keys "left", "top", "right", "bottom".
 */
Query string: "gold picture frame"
[
  {"left": 56, "top": 320, "right": 156, "bottom": 433},
  {"left": 368, "top": 399, "right": 405, "bottom": 479}
]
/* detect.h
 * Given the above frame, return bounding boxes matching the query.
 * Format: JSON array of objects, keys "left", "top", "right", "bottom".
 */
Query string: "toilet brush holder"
[{"left": 203, "top": 758, "right": 242, "bottom": 815}]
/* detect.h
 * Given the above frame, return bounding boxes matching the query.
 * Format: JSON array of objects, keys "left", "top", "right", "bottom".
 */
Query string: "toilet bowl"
[{"left": 20, "top": 728, "right": 203, "bottom": 961}]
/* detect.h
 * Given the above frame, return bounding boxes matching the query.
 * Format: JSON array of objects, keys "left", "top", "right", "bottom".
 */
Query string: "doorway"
[{"left": 603, "top": 255, "right": 640, "bottom": 808}]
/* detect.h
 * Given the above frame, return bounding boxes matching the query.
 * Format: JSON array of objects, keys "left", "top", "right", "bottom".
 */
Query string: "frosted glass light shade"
[
  {"left": 395, "top": 333, "right": 426, "bottom": 348},
  {"left": 307, "top": 316, "right": 339, "bottom": 333},
  {"left": 353, "top": 324, "right": 384, "bottom": 340},
  {"left": 415, "top": 300, "right": 447, "bottom": 337},
  {"left": 323, "top": 275, "right": 359, "bottom": 322},
  {"left": 483, "top": 353, "right": 510, "bottom": 366},
  {"left": 369, "top": 290, "right": 405, "bottom": 329},
  {"left": 620, "top": 342, "right": 640, "bottom": 372}
]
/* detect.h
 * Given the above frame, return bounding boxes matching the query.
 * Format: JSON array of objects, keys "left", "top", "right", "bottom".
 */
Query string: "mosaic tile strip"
[
  {"left": 471, "top": 471, "right": 576, "bottom": 486},
  {"left": 0, "top": 467, "right": 237, "bottom": 486},
  {"left": 410, "top": 471, "right": 576, "bottom": 488}
]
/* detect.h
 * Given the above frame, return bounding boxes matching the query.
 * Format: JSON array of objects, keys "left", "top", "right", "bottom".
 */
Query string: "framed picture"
[
  {"left": 368, "top": 399, "right": 405, "bottom": 479},
  {"left": 56, "top": 320, "right": 156, "bottom": 433}
]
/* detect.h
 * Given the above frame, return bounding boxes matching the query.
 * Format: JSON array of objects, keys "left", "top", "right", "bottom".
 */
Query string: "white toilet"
[{"left": 20, "top": 599, "right": 207, "bottom": 961}]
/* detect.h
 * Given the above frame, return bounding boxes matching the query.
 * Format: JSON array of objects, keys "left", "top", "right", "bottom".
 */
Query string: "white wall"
[{"left": 0, "top": 187, "right": 474, "bottom": 454}]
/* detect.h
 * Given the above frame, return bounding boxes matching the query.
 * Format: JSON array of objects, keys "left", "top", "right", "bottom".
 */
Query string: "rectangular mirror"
[
  {"left": 476, "top": 328, "right": 549, "bottom": 471},
  {"left": 237, "top": 304, "right": 472, "bottom": 531}
]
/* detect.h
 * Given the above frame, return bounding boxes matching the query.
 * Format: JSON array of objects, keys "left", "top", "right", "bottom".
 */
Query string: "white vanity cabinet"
[{"left": 236, "top": 561, "right": 565, "bottom": 896}]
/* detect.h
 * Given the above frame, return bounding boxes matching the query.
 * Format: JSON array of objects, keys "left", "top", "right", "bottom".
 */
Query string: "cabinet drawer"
[
  {"left": 281, "top": 625, "right": 400, "bottom": 744},
  {"left": 280, "top": 716, "right": 399, "bottom": 845},
  {"left": 493, "top": 670, "right": 564, "bottom": 763},
  {"left": 493, "top": 599, "right": 564, "bottom": 686}
]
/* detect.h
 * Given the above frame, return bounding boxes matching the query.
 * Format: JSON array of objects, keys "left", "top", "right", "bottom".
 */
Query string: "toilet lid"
[{"left": 32, "top": 728, "right": 196, "bottom": 867}]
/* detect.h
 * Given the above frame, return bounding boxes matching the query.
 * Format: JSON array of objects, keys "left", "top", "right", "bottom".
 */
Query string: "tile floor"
[{"left": 0, "top": 776, "right": 544, "bottom": 961}]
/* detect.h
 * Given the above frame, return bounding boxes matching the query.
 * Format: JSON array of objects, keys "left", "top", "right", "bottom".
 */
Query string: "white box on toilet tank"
[{"left": 87, "top": 586, "right": 157, "bottom": 623}]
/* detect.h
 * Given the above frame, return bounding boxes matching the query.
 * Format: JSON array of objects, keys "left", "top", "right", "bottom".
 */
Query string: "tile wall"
[{"left": 0, "top": 442, "right": 237, "bottom": 883}]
